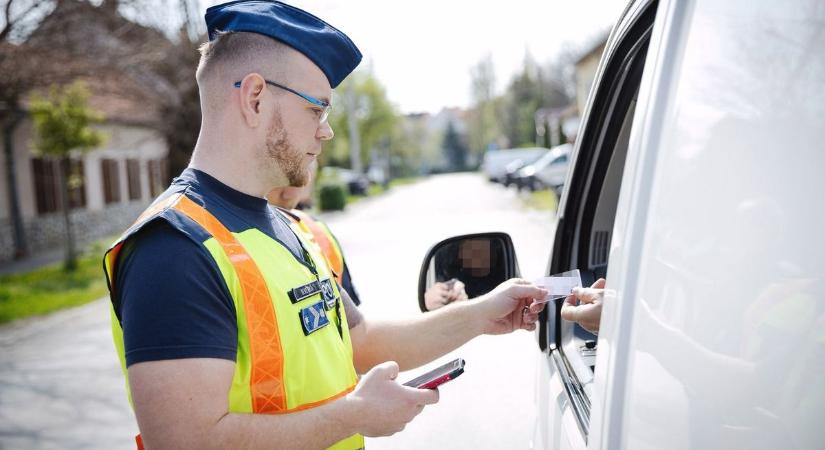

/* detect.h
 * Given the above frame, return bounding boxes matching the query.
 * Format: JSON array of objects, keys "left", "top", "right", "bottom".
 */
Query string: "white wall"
[{"left": 0, "top": 120, "right": 167, "bottom": 220}]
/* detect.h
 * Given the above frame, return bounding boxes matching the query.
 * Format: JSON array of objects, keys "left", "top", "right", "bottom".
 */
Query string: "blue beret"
[{"left": 205, "top": 0, "right": 362, "bottom": 88}]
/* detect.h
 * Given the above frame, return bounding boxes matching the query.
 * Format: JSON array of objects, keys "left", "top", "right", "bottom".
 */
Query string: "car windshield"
[{"left": 532, "top": 144, "right": 571, "bottom": 170}]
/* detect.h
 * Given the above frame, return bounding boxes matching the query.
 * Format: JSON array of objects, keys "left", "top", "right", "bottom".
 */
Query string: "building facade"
[{"left": 0, "top": 118, "right": 167, "bottom": 263}]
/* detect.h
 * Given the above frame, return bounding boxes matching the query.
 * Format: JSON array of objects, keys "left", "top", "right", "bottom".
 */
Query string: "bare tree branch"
[{"left": 1, "top": 0, "right": 15, "bottom": 40}]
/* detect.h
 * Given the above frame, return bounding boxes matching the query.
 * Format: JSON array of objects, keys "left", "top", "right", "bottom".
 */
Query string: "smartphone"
[{"left": 402, "top": 358, "right": 465, "bottom": 389}]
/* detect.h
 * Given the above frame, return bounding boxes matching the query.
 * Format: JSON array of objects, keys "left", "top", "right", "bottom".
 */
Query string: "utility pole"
[{"left": 345, "top": 81, "right": 362, "bottom": 174}]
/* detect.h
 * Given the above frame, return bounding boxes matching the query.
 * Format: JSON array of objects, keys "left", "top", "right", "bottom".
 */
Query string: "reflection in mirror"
[{"left": 424, "top": 237, "right": 508, "bottom": 309}]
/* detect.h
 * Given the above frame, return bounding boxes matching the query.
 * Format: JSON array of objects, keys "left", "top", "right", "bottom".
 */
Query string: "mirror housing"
[{"left": 417, "top": 232, "right": 520, "bottom": 312}]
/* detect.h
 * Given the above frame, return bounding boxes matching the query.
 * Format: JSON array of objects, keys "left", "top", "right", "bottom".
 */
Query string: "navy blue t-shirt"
[{"left": 114, "top": 169, "right": 359, "bottom": 367}]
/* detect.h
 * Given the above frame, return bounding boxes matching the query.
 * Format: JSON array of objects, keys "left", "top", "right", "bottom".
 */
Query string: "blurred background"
[{"left": 0, "top": 0, "right": 626, "bottom": 448}]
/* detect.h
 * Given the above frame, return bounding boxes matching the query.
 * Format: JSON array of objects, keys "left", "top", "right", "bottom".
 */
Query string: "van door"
[
  {"left": 532, "top": 1, "right": 659, "bottom": 449},
  {"left": 595, "top": 0, "right": 825, "bottom": 449}
]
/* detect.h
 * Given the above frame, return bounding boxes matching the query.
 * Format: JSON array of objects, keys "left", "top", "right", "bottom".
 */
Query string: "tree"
[
  {"left": 29, "top": 82, "right": 105, "bottom": 271},
  {"left": 467, "top": 55, "right": 501, "bottom": 156},
  {"left": 502, "top": 52, "right": 544, "bottom": 147},
  {"left": 324, "top": 72, "right": 401, "bottom": 172},
  {"left": 442, "top": 120, "right": 468, "bottom": 171}
]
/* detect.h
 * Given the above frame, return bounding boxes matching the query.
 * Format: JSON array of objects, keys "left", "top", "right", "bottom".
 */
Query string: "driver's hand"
[{"left": 560, "top": 278, "right": 606, "bottom": 334}]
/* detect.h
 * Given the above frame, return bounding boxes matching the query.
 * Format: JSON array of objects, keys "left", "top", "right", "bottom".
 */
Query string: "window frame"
[
  {"left": 126, "top": 159, "right": 142, "bottom": 201},
  {"left": 101, "top": 158, "right": 122, "bottom": 205},
  {"left": 537, "top": 0, "right": 658, "bottom": 439},
  {"left": 32, "top": 156, "right": 87, "bottom": 215},
  {"left": 147, "top": 159, "right": 167, "bottom": 198}
]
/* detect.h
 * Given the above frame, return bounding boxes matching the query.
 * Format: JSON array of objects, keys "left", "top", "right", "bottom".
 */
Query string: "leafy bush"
[{"left": 318, "top": 183, "right": 346, "bottom": 211}]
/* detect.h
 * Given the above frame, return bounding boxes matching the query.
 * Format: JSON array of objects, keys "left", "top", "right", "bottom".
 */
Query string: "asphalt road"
[{"left": 0, "top": 172, "right": 556, "bottom": 450}]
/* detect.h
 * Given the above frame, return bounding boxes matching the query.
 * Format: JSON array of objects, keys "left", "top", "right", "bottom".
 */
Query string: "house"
[
  {"left": 533, "top": 35, "right": 610, "bottom": 148},
  {"left": 574, "top": 37, "right": 608, "bottom": 116},
  {"left": 0, "top": 0, "right": 174, "bottom": 264}
]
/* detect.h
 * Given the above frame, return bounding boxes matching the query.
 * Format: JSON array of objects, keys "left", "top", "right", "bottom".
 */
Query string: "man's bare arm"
[
  {"left": 348, "top": 279, "right": 547, "bottom": 373},
  {"left": 129, "top": 358, "right": 437, "bottom": 449}
]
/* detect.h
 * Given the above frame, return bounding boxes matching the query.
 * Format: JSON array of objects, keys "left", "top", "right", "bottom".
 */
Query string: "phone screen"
[{"left": 402, "top": 358, "right": 465, "bottom": 389}]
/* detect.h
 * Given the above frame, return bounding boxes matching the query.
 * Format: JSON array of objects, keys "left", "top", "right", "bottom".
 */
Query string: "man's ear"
[{"left": 237, "top": 73, "right": 267, "bottom": 128}]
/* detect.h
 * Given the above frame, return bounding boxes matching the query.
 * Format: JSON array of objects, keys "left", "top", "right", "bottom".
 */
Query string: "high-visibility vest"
[
  {"left": 283, "top": 209, "right": 346, "bottom": 285},
  {"left": 103, "top": 190, "right": 364, "bottom": 450}
]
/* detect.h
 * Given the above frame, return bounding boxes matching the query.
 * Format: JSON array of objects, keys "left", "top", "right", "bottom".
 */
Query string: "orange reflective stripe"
[
  {"left": 104, "top": 242, "right": 124, "bottom": 297},
  {"left": 134, "top": 193, "right": 182, "bottom": 224},
  {"left": 292, "top": 210, "right": 345, "bottom": 283},
  {"left": 173, "top": 195, "right": 287, "bottom": 413}
]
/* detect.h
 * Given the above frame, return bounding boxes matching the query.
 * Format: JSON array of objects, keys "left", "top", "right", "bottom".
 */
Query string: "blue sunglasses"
[{"left": 233, "top": 79, "right": 331, "bottom": 123}]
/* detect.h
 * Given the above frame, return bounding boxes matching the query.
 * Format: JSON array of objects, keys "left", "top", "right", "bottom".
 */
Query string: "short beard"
[{"left": 265, "top": 112, "right": 308, "bottom": 188}]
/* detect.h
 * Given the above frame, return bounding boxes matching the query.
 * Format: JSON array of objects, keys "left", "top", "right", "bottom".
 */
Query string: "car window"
[{"left": 541, "top": 0, "right": 658, "bottom": 439}]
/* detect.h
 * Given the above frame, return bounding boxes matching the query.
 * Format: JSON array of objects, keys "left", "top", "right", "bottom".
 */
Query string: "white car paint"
[
  {"left": 531, "top": 143, "right": 572, "bottom": 189},
  {"left": 533, "top": 0, "right": 824, "bottom": 449}
]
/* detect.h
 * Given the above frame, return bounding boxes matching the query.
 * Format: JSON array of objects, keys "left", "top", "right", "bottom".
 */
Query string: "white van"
[{"left": 417, "top": 0, "right": 824, "bottom": 448}]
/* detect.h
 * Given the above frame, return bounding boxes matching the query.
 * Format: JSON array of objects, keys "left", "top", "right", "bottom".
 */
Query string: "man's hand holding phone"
[{"left": 346, "top": 361, "right": 439, "bottom": 437}]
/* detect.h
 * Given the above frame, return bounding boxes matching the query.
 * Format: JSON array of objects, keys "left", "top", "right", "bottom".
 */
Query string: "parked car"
[
  {"left": 505, "top": 150, "right": 551, "bottom": 188},
  {"left": 515, "top": 143, "right": 572, "bottom": 192},
  {"left": 417, "top": 0, "right": 824, "bottom": 449},
  {"left": 503, "top": 158, "right": 525, "bottom": 187},
  {"left": 481, "top": 147, "right": 548, "bottom": 183}
]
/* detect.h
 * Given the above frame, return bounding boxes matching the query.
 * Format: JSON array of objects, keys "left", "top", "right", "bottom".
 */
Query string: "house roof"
[
  {"left": 20, "top": 0, "right": 177, "bottom": 126},
  {"left": 575, "top": 34, "right": 609, "bottom": 67}
]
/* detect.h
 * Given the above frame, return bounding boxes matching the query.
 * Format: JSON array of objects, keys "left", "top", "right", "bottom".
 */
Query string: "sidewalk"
[
  {"left": 0, "top": 248, "right": 66, "bottom": 277},
  {"left": 0, "top": 299, "right": 136, "bottom": 449}
]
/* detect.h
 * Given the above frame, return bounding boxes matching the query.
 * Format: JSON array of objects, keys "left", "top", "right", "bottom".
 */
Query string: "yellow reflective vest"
[{"left": 104, "top": 190, "right": 364, "bottom": 450}]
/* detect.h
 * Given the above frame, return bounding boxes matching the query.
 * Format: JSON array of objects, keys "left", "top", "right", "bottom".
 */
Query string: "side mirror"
[{"left": 417, "top": 232, "right": 519, "bottom": 312}]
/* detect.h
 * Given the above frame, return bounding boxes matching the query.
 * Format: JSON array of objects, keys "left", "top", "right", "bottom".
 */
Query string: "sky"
[{"left": 200, "top": 0, "right": 628, "bottom": 114}]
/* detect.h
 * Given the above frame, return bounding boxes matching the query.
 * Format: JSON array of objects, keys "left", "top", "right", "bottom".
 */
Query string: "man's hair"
[{"left": 196, "top": 31, "right": 289, "bottom": 111}]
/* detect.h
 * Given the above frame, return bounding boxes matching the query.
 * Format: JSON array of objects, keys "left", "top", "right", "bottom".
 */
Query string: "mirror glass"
[{"left": 423, "top": 237, "right": 508, "bottom": 310}]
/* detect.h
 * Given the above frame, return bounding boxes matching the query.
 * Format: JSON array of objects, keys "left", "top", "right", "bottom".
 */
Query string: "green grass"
[
  {"left": 523, "top": 189, "right": 559, "bottom": 212},
  {"left": 344, "top": 176, "right": 425, "bottom": 206},
  {"left": 387, "top": 176, "right": 424, "bottom": 188},
  {"left": 0, "top": 242, "right": 110, "bottom": 324}
]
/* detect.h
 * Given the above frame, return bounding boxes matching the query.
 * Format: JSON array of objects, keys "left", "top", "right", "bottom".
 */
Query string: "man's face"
[
  {"left": 262, "top": 53, "right": 333, "bottom": 188},
  {"left": 265, "top": 111, "right": 310, "bottom": 187},
  {"left": 460, "top": 239, "right": 493, "bottom": 277}
]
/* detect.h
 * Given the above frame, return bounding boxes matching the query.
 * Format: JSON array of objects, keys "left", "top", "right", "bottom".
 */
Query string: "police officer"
[{"left": 104, "top": 1, "right": 548, "bottom": 448}]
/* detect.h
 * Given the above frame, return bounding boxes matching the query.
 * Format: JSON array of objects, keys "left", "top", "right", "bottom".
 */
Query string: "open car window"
[{"left": 541, "top": 0, "right": 658, "bottom": 439}]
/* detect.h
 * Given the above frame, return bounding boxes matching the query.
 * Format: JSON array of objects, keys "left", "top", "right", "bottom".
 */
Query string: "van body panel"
[
  {"left": 534, "top": 0, "right": 825, "bottom": 448},
  {"left": 621, "top": 0, "right": 825, "bottom": 449}
]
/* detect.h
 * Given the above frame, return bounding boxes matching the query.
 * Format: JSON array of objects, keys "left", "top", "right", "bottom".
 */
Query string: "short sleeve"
[
  {"left": 114, "top": 220, "right": 238, "bottom": 367},
  {"left": 320, "top": 222, "right": 361, "bottom": 306},
  {"left": 340, "top": 262, "right": 361, "bottom": 306}
]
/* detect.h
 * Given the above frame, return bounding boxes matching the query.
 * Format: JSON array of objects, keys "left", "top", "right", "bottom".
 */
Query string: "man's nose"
[{"left": 317, "top": 121, "right": 334, "bottom": 141}]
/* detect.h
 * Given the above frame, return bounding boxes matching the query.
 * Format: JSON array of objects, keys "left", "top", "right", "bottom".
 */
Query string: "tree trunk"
[
  {"left": 345, "top": 82, "right": 362, "bottom": 174},
  {"left": 58, "top": 156, "right": 77, "bottom": 271},
  {"left": 2, "top": 108, "right": 28, "bottom": 259}
]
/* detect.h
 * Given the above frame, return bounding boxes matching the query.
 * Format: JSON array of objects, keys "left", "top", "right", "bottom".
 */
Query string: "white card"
[{"left": 532, "top": 269, "right": 582, "bottom": 303}]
